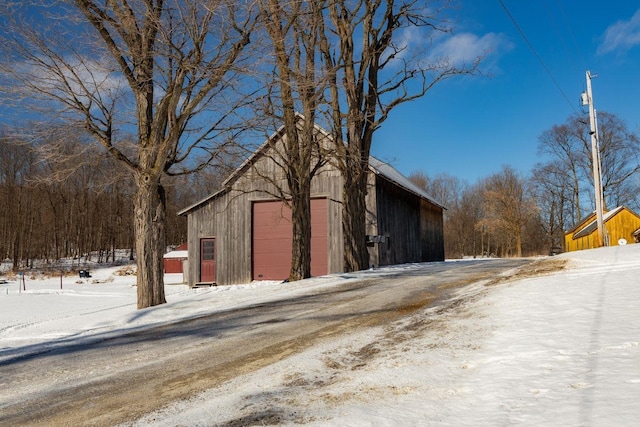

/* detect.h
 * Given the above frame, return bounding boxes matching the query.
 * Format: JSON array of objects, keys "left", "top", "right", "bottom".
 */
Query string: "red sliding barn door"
[{"left": 252, "top": 199, "right": 327, "bottom": 280}]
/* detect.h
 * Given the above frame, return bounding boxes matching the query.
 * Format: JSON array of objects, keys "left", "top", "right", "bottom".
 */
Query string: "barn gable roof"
[
  {"left": 178, "top": 117, "right": 444, "bottom": 216},
  {"left": 177, "top": 116, "right": 327, "bottom": 216}
]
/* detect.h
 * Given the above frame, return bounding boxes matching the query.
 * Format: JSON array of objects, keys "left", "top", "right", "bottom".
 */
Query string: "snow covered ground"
[{"left": 1, "top": 245, "right": 639, "bottom": 426}]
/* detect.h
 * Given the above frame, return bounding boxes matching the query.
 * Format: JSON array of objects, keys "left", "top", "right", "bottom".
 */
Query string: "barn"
[
  {"left": 564, "top": 206, "right": 640, "bottom": 251},
  {"left": 178, "top": 121, "right": 444, "bottom": 287},
  {"left": 163, "top": 243, "right": 188, "bottom": 274}
]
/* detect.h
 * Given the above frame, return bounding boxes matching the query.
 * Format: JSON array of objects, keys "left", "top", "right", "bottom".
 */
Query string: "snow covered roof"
[{"left": 163, "top": 250, "right": 188, "bottom": 259}]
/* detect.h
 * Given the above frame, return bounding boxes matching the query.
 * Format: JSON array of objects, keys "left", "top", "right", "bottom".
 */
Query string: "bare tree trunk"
[
  {"left": 0, "top": 2, "right": 255, "bottom": 309},
  {"left": 290, "top": 187, "right": 311, "bottom": 281},
  {"left": 515, "top": 232, "right": 522, "bottom": 258},
  {"left": 133, "top": 174, "right": 167, "bottom": 309},
  {"left": 342, "top": 158, "right": 369, "bottom": 271},
  {"left": 547, "top": 199, "right": 555, "bottom": 250},
  {"left": 259, "top": 0, "right": 326, "bottom": 282},
  {"left": 573, "top": 173, "right": 581, "bottom": 222},
  {"left": 11, "top": 190, "right": 24, "bottom": 272}
]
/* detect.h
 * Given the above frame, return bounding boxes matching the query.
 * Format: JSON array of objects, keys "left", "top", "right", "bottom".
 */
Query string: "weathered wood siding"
[
  {"left": 606, "top": 208, "right": 640, "bottom": 244},
  {"left": 374, "top": 176, "right": 423, "bottom": 266},
  {"left": 371, "top": 175, "right": 444, "bottom": 266},
  {"left": 185, "top": 137, "right": 344, "bottom": 286},
  {"left": 420, "top": 199, "right": 445, "bottom": 261},
  {"left": 185, "top": 189, "right": 254, "bottom": 286}
]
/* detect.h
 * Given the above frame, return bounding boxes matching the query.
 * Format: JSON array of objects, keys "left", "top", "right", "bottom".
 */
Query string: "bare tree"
[
  {"left": 574, "top": 112, "right": 640, "bottom": 210},
  {"left": 0, "top": 131, "right": 38, "bottom": 269},
  {"left": 258, "top": 0, "right": 328, "bottom": 281},
  {"left": 537, "top": 123, "right": 584, "bottom": 224},
  {"left": 0, "top": 1, "right": 256, "bottom": 308},
  {"left": 409, "top": 168, "right": 550, "bottom": 258},
  {"left": 317, "top": 0, "right": 482, "bottom": 271},
  {"left": 480, "top": 166, "right": 537, "bottom": 257},
  {"left": 408, "top": 171, "right": 462, "bottom": 214},
  {"left": 0, "top": 123, "right": 196, "bottom": 270},
  {"left": 531, "top": 161, "right": 573, "bottom": 252},
  {"left": 34, "top": 125, "right": 137, "bottom": 261},
  {"left": 537, "top": 111, "right": 640, "bottom": 233}
]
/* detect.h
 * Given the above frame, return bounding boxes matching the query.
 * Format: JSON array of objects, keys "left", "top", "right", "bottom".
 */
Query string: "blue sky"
[{"left": 372, "top": 1, "right": 640, "bottom": 184}]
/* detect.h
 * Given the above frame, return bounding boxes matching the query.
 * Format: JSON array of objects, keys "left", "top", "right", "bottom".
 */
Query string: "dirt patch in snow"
[
  {"left": 231, "top": 283, "right": 489, "bottom": 425},
  {"left": 486, "top": 257, "right": 569, "bottom": 286}
]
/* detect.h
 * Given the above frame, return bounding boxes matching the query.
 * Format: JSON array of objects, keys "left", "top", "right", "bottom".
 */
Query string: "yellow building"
[{"left": 564, "top": 206, "right": 640, "bottom": 252}]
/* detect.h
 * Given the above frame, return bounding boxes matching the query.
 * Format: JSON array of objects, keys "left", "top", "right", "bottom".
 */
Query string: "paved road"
[{"left": 0, "top": 259, "right": 529, "bottom": 426}]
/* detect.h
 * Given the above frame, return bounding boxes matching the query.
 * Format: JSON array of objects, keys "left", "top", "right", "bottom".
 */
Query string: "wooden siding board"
[
  {"left": 420, "top": 200, "right": 445, "bottom": 262},
  {"left": 375, "top": 176, "right": 422, "bottom": 266}
]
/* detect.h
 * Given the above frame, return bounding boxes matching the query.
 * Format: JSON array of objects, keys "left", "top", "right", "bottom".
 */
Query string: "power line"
[
  {"left": 553, "top": 0, "right": 587, "bottom": 70},
  {"left": 498, "top": 0, "right": 579, "bottom": 114},
  {"left": 541, "top": 0, "right": 584, "bottom": 76}
]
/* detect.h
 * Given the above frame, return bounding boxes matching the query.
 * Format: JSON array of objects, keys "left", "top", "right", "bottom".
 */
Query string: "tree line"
[
  {"left": 409, "top": 111, "right": 640, "bottom": 259},
  {"left": 0, "top": 125, "right": 225, "bottom": 270}
]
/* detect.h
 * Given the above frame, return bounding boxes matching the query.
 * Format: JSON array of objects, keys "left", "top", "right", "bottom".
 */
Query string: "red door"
[
  {"left": 252, "top": 199, "right": 328, "bottom": 280},
  {"left": 253, "top": 202, "right": 292, "bottom": 280},
  {"left": 200, "top": 238, "right": 216, "bottom": 283}
]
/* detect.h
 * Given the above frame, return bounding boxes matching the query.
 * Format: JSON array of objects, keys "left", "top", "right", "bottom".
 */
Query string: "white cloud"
[
  {"left": 21, "top": 54, "right": 126, "bottom": 105},
  {"left": 383, "top": 28, "right": 512, "bottom": 74},
  {"left": 428, "top": 32, "right": 513, "bottom": 68},
  {"left": 597, "top": 9, "right": 640, "bottom": 55},
  {"left": 383, "top": 26, "right": 423, "bottom": 63}
]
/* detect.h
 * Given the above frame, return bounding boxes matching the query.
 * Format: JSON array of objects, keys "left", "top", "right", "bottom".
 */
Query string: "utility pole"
[{"left": 582, "top": 71, "right": 606, "bottom": 247}]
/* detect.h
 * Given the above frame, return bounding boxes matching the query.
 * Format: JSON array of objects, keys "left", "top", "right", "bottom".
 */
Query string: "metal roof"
[
  {"left": 572, "top": 206, "right": 625, "bottom": 239},
  {"left": 368, "top": 156, "right": 445, "bottom": 209}
]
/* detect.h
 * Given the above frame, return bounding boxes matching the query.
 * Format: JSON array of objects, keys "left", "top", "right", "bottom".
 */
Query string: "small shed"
[
  {"left": 163, "top": 243, "right": 188, "bottom": 273},
  {"left": 178, "top": 119, "right": 445, "bottom": 287},
  {"left": 564, "top": 206, "right": 640, "bottom": 251}
]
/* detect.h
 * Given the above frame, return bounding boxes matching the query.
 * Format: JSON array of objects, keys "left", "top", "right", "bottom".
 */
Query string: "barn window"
[{"left": 202, "top": 240, "right": 215, "bottom": 260}]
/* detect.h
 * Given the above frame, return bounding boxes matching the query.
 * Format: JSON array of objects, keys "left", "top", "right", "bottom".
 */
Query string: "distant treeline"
[
  {"left": 409, "top": 111, "right": 640, "bottom": 259},
  {"left": 0, "top": 129, "right": 228, "bottom": 271}
]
